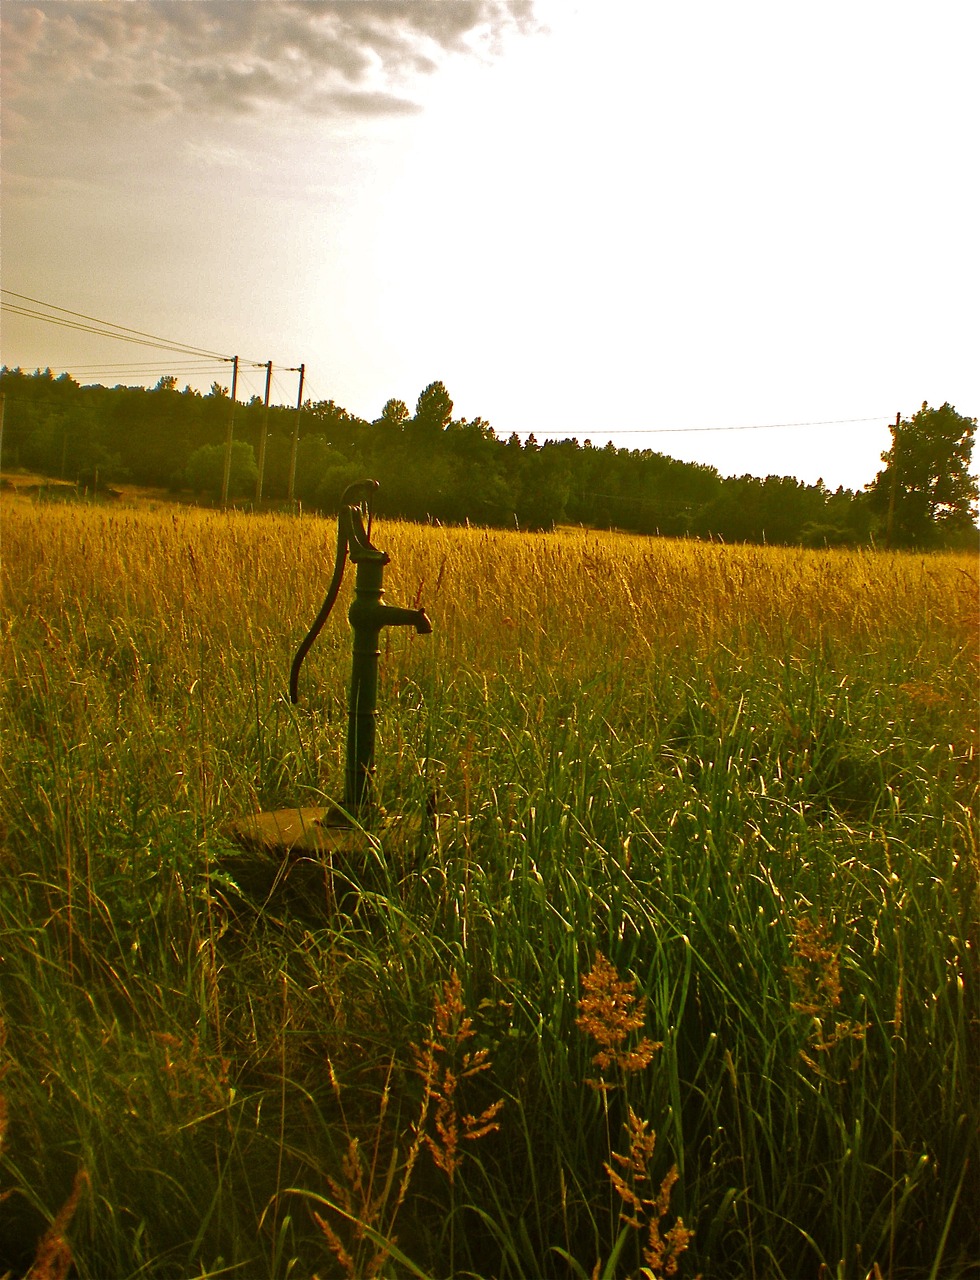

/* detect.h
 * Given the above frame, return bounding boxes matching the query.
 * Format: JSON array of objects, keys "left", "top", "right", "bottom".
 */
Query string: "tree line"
[{"left": 1, "top": 367, "right": 976, "bottom": 548}]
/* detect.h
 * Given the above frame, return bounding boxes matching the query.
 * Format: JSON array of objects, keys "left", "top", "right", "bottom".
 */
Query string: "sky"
[{"left": 2, "top": 0, "right": 978, "bottom": 493}]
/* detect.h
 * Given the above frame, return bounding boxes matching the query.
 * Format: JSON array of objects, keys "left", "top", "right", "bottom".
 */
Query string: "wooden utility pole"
[
  {"left": 255, "top": 360, "right": 272, "bottom": 503},
  {"left": 287, "top": 363, "right": 305, "bottom": 507},
  {"left": 885, "top": 410, "right": 901, "bottom": 549},
  {"left": 220, "top": 356, "right": 239, "bottom": 507}
]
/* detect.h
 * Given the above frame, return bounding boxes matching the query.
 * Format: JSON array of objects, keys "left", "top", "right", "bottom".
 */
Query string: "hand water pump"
[
  {"left": 228, "top": 478, "right": 431, "bottom": 885},
  {"left": 289, "top": 479, "right": 431, "bottom": 821}
]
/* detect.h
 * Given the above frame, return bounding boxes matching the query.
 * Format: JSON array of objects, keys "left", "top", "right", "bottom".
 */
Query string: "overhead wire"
[
  {"left": 2, "top": 295, "right": 234, "bottom": 361},
  {"left": 48, "top": 359, "right": 219, "bottom": 370},
  {"left": 0, "top": 289, "right": 282, "bottom": 368},
  {"left": 271, "top": 369, "right": 295, "bottom": 403},
  {"left": 511, "top": 416, "right": 891, "bottom": 438},
  {"left": 52, "top": 364, "right": 235, "bottom": 381}
]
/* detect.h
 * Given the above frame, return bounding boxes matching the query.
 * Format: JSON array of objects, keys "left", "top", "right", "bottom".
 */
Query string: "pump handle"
[{"left": 288, "top": 480, "right": 378, "bottom": 704}]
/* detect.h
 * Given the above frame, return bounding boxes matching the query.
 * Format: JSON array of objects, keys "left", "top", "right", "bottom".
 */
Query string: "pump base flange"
[
  {"left": 229, "top": 806, "right": 378, "bottom": 856},
  {"left": 229, "top": 805, "right": 429, "bottom": 856}
]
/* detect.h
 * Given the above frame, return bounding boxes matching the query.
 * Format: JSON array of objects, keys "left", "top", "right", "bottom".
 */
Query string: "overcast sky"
[{"left": 2, "top": 0, "right": 977, "bottom": 492}]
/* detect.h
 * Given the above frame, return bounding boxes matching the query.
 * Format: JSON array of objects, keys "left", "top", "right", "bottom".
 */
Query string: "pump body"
[{"left": 290, "top": 481, "right": 430, "bottom": 818}]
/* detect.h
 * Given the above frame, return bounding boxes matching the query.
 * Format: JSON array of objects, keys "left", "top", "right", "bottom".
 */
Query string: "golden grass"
[
  {"left": 577, "top": 951, "right": 663, "bottom": 1079},
  {"left": 4, "top": 496, "right": 975, "bottom": 670}
]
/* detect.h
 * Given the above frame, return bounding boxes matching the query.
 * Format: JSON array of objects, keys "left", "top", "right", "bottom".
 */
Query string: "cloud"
[
  {"left": 1, "top": 1, "right": 541, "bottom": 124},
  {"left": 181, "top": 138, "right": 255, "bottom": 171}
]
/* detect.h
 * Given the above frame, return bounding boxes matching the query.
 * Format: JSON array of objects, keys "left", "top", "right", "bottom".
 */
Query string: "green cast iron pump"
[{"left": 289, "top": 480, "right": 431, "bottom": 817}]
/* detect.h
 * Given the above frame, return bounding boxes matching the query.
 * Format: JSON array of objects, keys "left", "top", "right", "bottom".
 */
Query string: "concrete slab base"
[{"left": 223, "top": 805, "right": 430, "bottom": 921}]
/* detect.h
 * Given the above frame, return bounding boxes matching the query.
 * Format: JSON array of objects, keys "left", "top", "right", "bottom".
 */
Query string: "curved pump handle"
[
  {"left": 288, "top": 479, "right": 380, "bottom": 705},
  {"left": 342, "top": 479, "right": 383, "bottom": 561},
  {"left": 341, "top": 478, "right": 380, "bottom": 529}
]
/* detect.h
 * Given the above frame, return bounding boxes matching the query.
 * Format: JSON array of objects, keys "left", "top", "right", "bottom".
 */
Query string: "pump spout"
[{"left": 350, "top": 600, "right": 431, "bottom": 634}]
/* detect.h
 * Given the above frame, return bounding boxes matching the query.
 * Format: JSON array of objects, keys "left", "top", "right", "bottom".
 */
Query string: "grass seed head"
[
  {"left": 577, "top": 951, "right": 662, "bottom": 1077},
  {"left": 25, "top": 1169, "right": 88, "bottom": 1280},
  {"left": 787, "top": 916, "right": 842, "bottom": 1017},
  {"left": 412, "top": 971, "right": 503, "bottom": 1184},
  {"left": 602, "top": 1108, "right": 697, "bottom": 1278},
  {"left": 787, "top": 916, "right": 870, "bottom": 1071}
]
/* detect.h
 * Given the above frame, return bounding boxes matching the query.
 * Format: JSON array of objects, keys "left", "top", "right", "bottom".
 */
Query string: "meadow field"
[{"left": 0, "top": 495, "right": 977, "bottom": 1279}]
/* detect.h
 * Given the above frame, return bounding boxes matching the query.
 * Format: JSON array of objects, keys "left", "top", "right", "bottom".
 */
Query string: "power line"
[
  {"left": 49, "top": 360, "right": 219, "bottom": 370},
  {"left": 49, "top": 360, "right": 228, "bottom": 373},
  {"left": 54, "top": 365, "right": 236, "bottom": 381},
  {"left": 1, "top": 291, "right": 233, "bottom": 361},
  {"left": 2, "top": 303, "right": 220, "bottom": 358},
  {"left": 1, "top": 289, "right": 280, "bottom": 369},
  {"left": 512, "top": 416, "right": 891, "bottom": 438}
]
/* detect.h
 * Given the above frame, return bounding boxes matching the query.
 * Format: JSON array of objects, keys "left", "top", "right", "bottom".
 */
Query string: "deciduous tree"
[
  {"left": 185, "top": 441, "right": 257, "bottom": 499},
  {"left": 868, "top": 403, "right": 978, "bottom": 545}
]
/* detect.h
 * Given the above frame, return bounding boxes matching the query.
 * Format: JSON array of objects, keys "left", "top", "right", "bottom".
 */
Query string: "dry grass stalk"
[
  {"left": 152, "top": 1030, "right": 232, "bottom": 1111},
  {"left": 0, "top": 1014, "right": 8, "bottom": 1173},
  {"left": 318, "top": 1138, "right": 389, "bottom": 1278},
  {"left": 312, "top": 1059, "right": 408, "bottom": 1280},
  {"left": 313, "top": 975, "right": 502, "bottom": 1276},
  {"left": 787, "top": 916, "right": 842, "bottom": 1018},
  {"left": 0, "top": 1091, "right": 9, "bottom": 1219},
  {"left": 0, "top": 1021, "right": 11, "bottom": 1279},
  {"left": 1, "top": 1017, "right": 89, "bottom": 1280}
]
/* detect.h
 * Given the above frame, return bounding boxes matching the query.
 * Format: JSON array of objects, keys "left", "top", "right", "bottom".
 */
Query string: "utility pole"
[
  {"left": 255, "top": 360, "right": 272, "bottom": 504},
  {"left": 886, "top": 410, "right": 901, "bottom": 549},
  {"left": 220, "top": 356, "right": 239, "bottom": 507},
  {"left": 287, "top": 362, "right": 305, "bottom": 507}
]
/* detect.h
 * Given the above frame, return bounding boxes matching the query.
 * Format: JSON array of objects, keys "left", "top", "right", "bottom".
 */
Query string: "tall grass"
[{"left": 1, "top": 496, "right": 977, "bottom": 1278}]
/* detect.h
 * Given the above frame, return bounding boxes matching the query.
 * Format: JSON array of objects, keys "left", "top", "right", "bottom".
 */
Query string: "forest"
[{"left": 1, "top": 366, "right": 976, "bottom": 547}]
